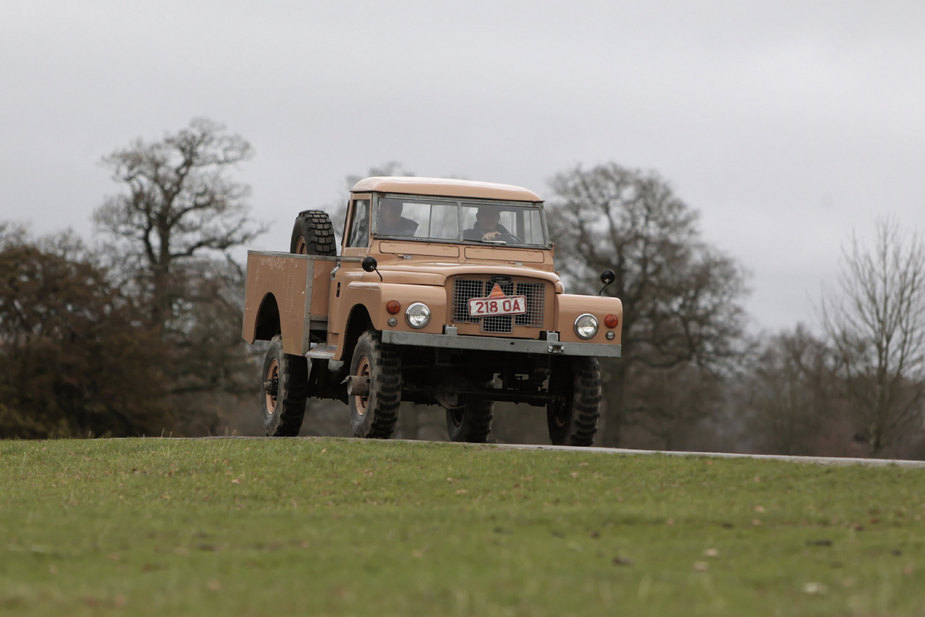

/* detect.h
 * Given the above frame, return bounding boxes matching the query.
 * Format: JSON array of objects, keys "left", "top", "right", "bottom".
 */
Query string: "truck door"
[{"left": 330, "top": 195, "right": 372, "bottom": 338}]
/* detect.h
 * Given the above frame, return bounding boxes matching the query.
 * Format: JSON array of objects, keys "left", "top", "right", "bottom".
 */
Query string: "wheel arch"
[
  {"left": 254, "top": 293, "right": 281, "bottom": 341},
  {"left": 341, "top": 304, "right": 374, "bottom": 366}
]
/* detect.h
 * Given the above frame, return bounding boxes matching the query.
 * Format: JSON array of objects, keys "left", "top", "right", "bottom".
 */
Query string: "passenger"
[
  {"left": 378, "top": 201, "right": 418, "bottom": 236},
  {"left": 463, "top": 207, "right": 518, "bottom": 242}
]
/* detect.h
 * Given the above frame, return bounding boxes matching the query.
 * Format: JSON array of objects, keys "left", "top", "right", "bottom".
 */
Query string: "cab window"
[{"left": 346, "top": 199, "right": 370, "bottom": 247}]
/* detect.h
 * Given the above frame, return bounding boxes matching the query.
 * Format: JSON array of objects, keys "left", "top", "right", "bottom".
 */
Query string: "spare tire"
[{"left": 290, "top": 210, "right": 336, "bottom": 255}]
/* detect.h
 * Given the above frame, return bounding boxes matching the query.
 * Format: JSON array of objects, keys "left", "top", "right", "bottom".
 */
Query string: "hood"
[{"left": 374, "top": 262, "right": 562, "bottom": 286}]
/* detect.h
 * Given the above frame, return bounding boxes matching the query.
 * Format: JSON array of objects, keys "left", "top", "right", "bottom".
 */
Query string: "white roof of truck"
[{"left": 351, "top": 176, "right": 542, "bottom": 202}]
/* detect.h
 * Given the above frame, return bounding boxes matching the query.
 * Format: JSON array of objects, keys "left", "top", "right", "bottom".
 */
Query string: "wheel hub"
[
  {"left": 354, "top": 357, "right": 370, "bottom": 416},
  {"left": 265, "top": 359, "right": 280, "bottom": 415}
]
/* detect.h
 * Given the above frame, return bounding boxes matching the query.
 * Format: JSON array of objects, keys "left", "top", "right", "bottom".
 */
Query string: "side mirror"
[
  {"left": 362, "top": 256, "right": 378, "bottom": 272},
  {"left": 599, "top": 269, "right": 615, "bottom": 295},
  {"left": 362, "top": 256, "right": 383, "bottom": 282}
]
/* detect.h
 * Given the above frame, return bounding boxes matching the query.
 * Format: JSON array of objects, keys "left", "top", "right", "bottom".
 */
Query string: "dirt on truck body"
[{"left": 242, "top": 176, "right": 622, "bottom": 445}]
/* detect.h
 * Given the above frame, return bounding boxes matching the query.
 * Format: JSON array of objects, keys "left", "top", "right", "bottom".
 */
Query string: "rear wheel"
[
  {"left": 547, "top": 357, "right": 601, "bottom": 446},
  {"left": 261, "top": 335, "right": 308, "bottom": 436},
  {"left": 290, "top": 210, "right": 336, "bottom": 255},
  {"left": 348, "top": 331, "right": 401, "bottom": 438},
  {"left": 445, "top": 399, "right": 493, "bottom": 443}
]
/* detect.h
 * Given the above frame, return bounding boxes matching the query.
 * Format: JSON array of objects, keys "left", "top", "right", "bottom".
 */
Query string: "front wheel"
[
  {"left": 547, "top": 357, "right": 601, "bottom": 446},
  {"left": 348, "top": 331, "right": 401, "bottom": 438},
  {"left": 261, "top": 335, "right": 308, "bottom": 436}
]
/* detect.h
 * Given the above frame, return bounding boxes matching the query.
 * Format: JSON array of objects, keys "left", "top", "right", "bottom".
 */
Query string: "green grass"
[{"left": 2, "top": 438, "right": 924, "bottom": 616}]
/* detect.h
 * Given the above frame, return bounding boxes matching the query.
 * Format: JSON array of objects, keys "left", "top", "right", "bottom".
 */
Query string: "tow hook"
[{"left": 546, "top": 331, "right": 565, "bottom": 354}]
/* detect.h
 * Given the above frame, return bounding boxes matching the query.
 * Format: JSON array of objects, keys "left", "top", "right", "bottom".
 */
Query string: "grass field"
[{"left": 2, "top": 437, "right": 925, "bottom": 616}]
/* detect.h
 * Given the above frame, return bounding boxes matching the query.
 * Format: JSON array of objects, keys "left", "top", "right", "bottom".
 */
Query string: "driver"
[
  {"left": 463, "top": 207, "right": 517, "bottom": 242},
  {"left": 378, "top": 201, "right": 418, "bottom": 236}
]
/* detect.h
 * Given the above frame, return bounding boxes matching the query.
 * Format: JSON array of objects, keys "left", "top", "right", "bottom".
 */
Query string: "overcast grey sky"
[{"left": 2, "top": 0, "right": 924, "bottom": 332}]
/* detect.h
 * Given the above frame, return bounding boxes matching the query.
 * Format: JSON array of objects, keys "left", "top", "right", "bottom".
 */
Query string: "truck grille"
[{"left": 452, "top": 276, "right": 546, "bottom": 333}]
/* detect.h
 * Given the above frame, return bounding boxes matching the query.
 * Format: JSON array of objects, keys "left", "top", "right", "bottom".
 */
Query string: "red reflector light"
[
  {"left": 604, "top": 313, "right": 619, "bottom": 328},
  {"left": 386, "top": 300, "right": 401, "bottom": 314}
]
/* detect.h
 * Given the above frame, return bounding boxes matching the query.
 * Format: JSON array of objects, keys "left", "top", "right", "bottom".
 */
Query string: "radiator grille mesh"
[{"left": 452, "top": 277, "right": 546, "bottom": 333}]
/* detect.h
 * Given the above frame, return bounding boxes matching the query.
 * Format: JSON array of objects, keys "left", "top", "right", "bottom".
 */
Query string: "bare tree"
[
  {"left": 93, "top": 120, "right": 270, "bottom": 435},
  {"left": 94, "top": 118, "right": 266, "bottom": 329},
  {"left": 822, "top": 217, "right": 925, "bottom": 456},
  {"left": 737, "top": 326, "right": 845, "bottom": 456},
  {"left": 546, "top": 163, "right": 748, "bottom": 447},
  {"left": 623, "top": 362, "right": 724, "bottom": 450}
]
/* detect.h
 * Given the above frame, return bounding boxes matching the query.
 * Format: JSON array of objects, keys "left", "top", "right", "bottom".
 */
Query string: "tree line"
[
  {"left": 2, "top": 119, "right": 923, "bottom": 458},
  {"left": 1, "top": 119, "right": 263, "bottom": 438}
]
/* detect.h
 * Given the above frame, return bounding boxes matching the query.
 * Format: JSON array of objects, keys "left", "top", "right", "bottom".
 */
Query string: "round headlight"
[
  {"left": 574, "top": 313, "right": 599, "bottom": 340},
  {"left": 405, "top": 302, "right": 431, "bottom": 329}
]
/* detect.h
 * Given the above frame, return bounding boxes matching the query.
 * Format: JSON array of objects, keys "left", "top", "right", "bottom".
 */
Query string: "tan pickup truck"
[{"left": 242, "top": 176, "right": 622, "bottom": 445}]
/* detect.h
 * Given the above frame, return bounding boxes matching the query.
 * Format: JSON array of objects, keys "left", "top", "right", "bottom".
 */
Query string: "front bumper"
[{"left": 381, "top": 328, "right": 621, "bottom": 358}]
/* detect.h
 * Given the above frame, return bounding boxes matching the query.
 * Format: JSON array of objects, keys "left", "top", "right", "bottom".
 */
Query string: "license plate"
[{"left": 468, "top": 295, "right": 527, "bottom": 317}]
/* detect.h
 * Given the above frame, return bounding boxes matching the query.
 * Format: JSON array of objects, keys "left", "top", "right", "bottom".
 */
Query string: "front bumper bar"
[{"left": 381, "top": 328, "right": 621, "bottom": 358}]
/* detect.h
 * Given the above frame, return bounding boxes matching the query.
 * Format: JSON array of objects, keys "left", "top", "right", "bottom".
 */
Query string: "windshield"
[{"left": 374, "top": 196, "right": 549, "bottom": 247}]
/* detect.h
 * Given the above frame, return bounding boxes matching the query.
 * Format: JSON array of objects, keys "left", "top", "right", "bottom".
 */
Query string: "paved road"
[
  {"left": 482, "top": 441, "right": 925, "bottom": 468},
  {"left": 201, "top": 435, "right": 925, "bottom": 468}
]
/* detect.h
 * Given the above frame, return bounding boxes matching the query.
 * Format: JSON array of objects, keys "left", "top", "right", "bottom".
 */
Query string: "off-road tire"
[
  {"left": 445, "top": 399, "right": 493, "bottom": 443},
  {"left": 547, "top": 357, "right": 601, "bottom": 446},
  {"left": 348, "top": 331, "right": 401, "bottom": 438},
  {"left": 261, "top": 335, "right": 309, "bottom": 436},
  {"left": 290, "top": 210, "right": 336, "bottom": 255}
]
